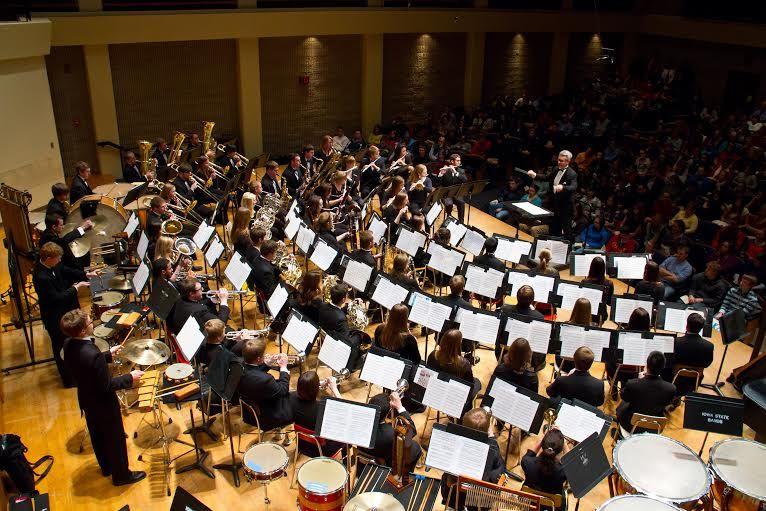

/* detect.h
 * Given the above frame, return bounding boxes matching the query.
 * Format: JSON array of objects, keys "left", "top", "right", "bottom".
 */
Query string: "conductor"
[
  {"left": 61, "top": 309, "right": 146, "bottom": 486},
  {"left": 527, "top": 150, "right": 577, "bottom": 240}
]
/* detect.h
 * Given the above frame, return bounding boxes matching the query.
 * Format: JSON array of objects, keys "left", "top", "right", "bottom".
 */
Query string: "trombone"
[{"left": 216, "top": 143, "right": 249, "bottom": 167}]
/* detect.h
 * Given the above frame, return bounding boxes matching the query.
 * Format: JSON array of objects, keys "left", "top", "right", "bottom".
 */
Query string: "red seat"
[
  {"left": 534, "top": 302, "right": 556, "bottom": 321},
  {"left": 165, "top": 325, "right": 188, "bottom": 363}
]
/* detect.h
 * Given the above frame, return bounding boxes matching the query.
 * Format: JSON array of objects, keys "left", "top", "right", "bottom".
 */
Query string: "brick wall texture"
[{"left": 482, "top": 32, "right": 552, "bottom": 102}]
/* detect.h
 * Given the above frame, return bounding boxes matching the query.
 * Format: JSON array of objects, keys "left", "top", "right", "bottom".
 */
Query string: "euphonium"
[
  {"left": 168, "top": 131, "right": 186, "bottom": 169},
  {"left": 346, "top": 298, "right": 369, "bottom": 331},
  {"left": 138, "top": 140, "right": 156, "bottom": 178},
  {"left": 201, "top": 121, "right": 215, "bottom": 155}
]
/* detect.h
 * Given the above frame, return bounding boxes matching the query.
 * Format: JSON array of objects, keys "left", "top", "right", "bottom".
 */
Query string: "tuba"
[
  {"left": 201, "top": 121, "right": 216, "bottom": 156},
  {"left": 138, "top": 140, "right": 156, "bottom": 179},
  {"left": 168, "top": 131, "right": 186, "bottom": 171}
]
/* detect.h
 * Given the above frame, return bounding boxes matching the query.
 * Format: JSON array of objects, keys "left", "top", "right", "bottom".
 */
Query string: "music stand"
[
  {"left": 464, "top": 180, "right": 489, "bottom": 225},
  {"left": 561, "top": 432, "right": 612, "bottom": 510},
  {"left": 703, "top": 309, "right": 750, "bottom": 396},
  {"left": 170, "top": 486, "right": 213, "bottom": 511},
  {"left": 121, "top": 182, "right": 147, "bottom": 207}
]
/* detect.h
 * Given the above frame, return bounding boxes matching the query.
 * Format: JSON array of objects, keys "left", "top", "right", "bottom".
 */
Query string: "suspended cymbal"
[
  {"left": 138, "top": 195, "right": 158, "bottom": 209},
  {"left": 343, "top": 493, "right": 404, "bottom": 511},
  {"left": 109, "top": 274, "right": 133, "bottom": 291},
  {"left": 120, "top": 339, "right": 170, "bottom": 366}
]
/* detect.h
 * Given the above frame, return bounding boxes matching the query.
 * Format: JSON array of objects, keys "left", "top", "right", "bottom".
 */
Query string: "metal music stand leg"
[
  {"left": 238, "top": 294, "right": 246, "bottom": 330},
  {"left": 701, "top": 344, "right": 728, "bottom": 397},
  {"left": 212, "top": 399, "right": 242, "bottom": 487},
  {"left": 176, "top": 406, "right": 214, "bottom": 478}
]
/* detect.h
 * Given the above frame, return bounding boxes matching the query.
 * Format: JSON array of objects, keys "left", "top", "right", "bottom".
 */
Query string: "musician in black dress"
[
  {"left": 316, "top": 212, "right": 349, "bottom": 274},
  {"left": 373, "top": 303, "right": 421, "bottom": 366},
  {"left": 289, "top": 371, "right": 345, "bottom": 457},
  {"left": 46, "top": 183, "right": 70, "bottom": 221},
  {"left": 33, "top": 242, "right": 92, "bottom": 387},
  {"left": 406, "top": 164, "right": 433, "bottom": 214},
  {"left": 361, "top": 392, "right": 421, "bottom": 469},
  {"left": 439, "top": 154, "right": 468, "bottom": 222},
  {"left": 360, "top": 145, "right": 386, "bottom": 198},
  {"left": 315, "top": 135, "right": 336, "bottom": 163},
  {"left": 61, "top": 309, "right": 146, "bottom": 486},
  {"left": 381, "top": 192, "right": 411, "bottom": 229}
]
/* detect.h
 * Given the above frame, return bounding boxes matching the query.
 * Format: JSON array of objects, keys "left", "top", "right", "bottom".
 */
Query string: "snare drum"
[
  {"left": 92, "top": 291, "right": 125, "bottom": 318},
  {"left": 597, "top": 495, "right": 683, "bottom": 510},
  {"left": 613, "top": 433, "right": 711, "bottom": 509},
  {"left": 164, "top": 363, "right": 194, "bottom": 384},
  {"left": 298, "top": 457, "right": 348, "bottom": 511},
  {"left": 93, "top": 324, "right": 115, "bottom": 343},
  {"left": 242, "top": 442, "right": 289, "bottom": 482},
  {"left": 709, "top": 438, "right": 766, "bottom": 511}
]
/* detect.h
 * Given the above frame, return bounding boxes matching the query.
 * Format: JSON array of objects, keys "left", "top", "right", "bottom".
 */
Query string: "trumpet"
[
  {"left": 263, "top": 352, "right": 305, "bottom": 369},
  {"left": 205, "top": 289, "right": 248, "bottom": 299},
  {"left": 391, "top": 378, "right": 409, "bottom": 396},
  {"left": 217, "top": 143, "right": 249, "bottom": 166},
  {"left": 224, "top": 328, "right": 270, "bottom": 340}
]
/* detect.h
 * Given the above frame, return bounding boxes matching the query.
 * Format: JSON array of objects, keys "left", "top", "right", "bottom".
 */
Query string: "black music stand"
[
  {"left": 703, "top": 309, "right": 750, "bottom": 396},
  {"left": 463, "top": 179, "right": 489, "bottom": 225}
]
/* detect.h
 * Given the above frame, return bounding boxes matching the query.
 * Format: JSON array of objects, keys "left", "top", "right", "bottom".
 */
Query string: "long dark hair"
[
  {"left": 298, "top": 270, "right": 322, "bottom": 305},
  {"left": 586, "top": 256, "right": 607, "bottom": 284},
  {"left": 538, "top": 429, "right": 564, "bottom": 476},
  {"left": 379, "top": 304, "right": 410, "bottom": 352}
]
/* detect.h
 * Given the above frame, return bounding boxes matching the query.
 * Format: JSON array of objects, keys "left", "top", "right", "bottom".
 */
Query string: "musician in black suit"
[
  {"left": 669, "top": 313, "right": 714, "bottom": 397},
  {"left": 316, "top": 212, "right": 348, "bottom": 275},
  {"left": 498, "top": 285, "right": 545, "bottom": 361},
  {"left": 70, "top": 161, "right": 94, "bottom": 204},
  {"left": 122, "top": 151, "right": 145, "bottom": 182},
  {"left": 617, "top": 351, "right": 676, "bottom": 432},
  {"left": 283, "top": 153, "right": 305, "bottom": 197},
  {"left": 360, "top": 145, "right": 386, "bottom": 198},
  {"left": 61, "top": 310, "right": 146, "bottom": 486},
  {"left": 152, "top": 138, "right": 170, "bottom": 180},
  {"left": 439, "top": 154, "right": 468, "bottom": 222},
  {"left": 318, "top": 283, "right": 367, "bottom": 366},
  {"left": 167, "top": 278, "right": 230, "bottom": 335},
  {"left": 301, "top": 145, "right": 320, "bottom": 177},
  {"left": 32, "top": 242, "right": 91, "bottom": 387},
  {"left": 39, "top": 214, "right": 93, "bottom": 269},
  {"left": 46, "top": 183, "right": 70, "bottom": 221},
  {"left": 238, "top": 339, "right": 293, "bottom": 434},
  {"left": 146, "top": 196, "right": 168, "bottom": 241},
  {"left": 182, "top": 132, "right": 203, "bottom": 164},
  {"left": 251, "top": 240, "right": 281, "bottom": 297},
  {"left": 172, "top": 164, "right": 196, "bottom": 201},
  {"left": 360, "top": 392, "right": 421, "bottom": 469},
  {"left": 216, "top": 145, "right": 242, "bottom": 175},
  {"left": 261, "top": 160, "right": 281, "bottom": 196},
  {"left": 546, "top": 346, "right": 605, "bottom": 407},
  {"left": 351, "top": 230, "right": 379, "bottom": 268},
  {"left": 474, "top": 236, "right": 507, "bottom": 272},
  {"left": 526, "top": 150, "right": 578, "bottom": 240}
]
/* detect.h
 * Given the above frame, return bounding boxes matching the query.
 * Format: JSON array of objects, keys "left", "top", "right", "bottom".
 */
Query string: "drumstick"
[
  {"left": 407, "top": 477, "right": 421, "bottom": 511},
  {"left": 357, "top": 465, "right": 374, "bottom": 495},
  {"left": 417, "top": 479, "right": 432, "bottom": 511}
]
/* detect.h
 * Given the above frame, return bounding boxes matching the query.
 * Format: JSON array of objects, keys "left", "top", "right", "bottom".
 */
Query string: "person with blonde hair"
[{"left": 536, "top": 247, "right": 560, "bottom": 277}]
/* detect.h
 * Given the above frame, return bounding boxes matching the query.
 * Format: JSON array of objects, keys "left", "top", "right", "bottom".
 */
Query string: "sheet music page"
[
  {"left": 132, "top": 261, "right": 149, "bottom": 295},
  {"left": 445, "top": 221, "right": 467, "bottom": 246},
  {"left": 224, "top": 253, "right": 251, "bottom": 290},
  {"left": 370, "top": 277, "right": 409, "bottom": 310},
  {"left": 614, "top": 298, "right": 654, "bottom": 324},
  {"left": 426, "top": 427, "right": 489, "bottom": 480},
  {"left": 288, "top": 199, "right": 299, "bottom": 218},
  {"left": 465, "top": 265, "right": 505, "bottom": 299},
  {"left": 555, "top": 403, "right": 606, "bottom": 443},
  {"left": 396, "top": 228, "right": 426, "bottom": 257},
  {"left": 645, "top": 334, "right": 675, "bottom": 354},
  {"left": 505, "top": 317, "right": 531, "bottom": 344},
  {"left": 124, "top": 213, "right": 139, "bottom": 237},
  {"left": 425, "top": 202, "right": 442, "bottom": 226},
  {"left": 514, "top": 201, "right": 550, "bottom": 216},
  {"left": 459, "top": 311, "right": 500, "bottom": 347},
  {"left": 615, "top": 256, "right": 648, "bottom": 280},
  {"left": 557, "top": 282, "right": 603, "bottom": 310},
  {"left": 282, "top": 314, "right": 318, "bottom": 354},
  {"left": 360, "top": 352, "right": 405, "bottom": 390},
  {"left": 536, "top": 239, "right": 568, "bottom": 265},
  {"left": 369, "top": 216, "right": 387, "bottom": 245},
  {"left": 413, "top": 365, "right": 437, "bottom": 388},
  {"left": 342, "top": 259, "right": 373, "bottom": 292},
  {"left": 618, "top": 332, "right": 647, "bottom": 366},
  {"left": 284, "top": 210, "right": 301, "bottom": 240},
  {"left": 459, "top": 229, "right": 486, "bottom": 256},
  {"left": 490, "top": 384, "right": 538, "bottom": 432},
  {"left": 177, "top": 316, "right": 205, "bottom": 362},
  {"left": 296, "top": 224, "right": 316, "bottom": 254},
  {"left": 495, "top": 238, "right": 532, "bottom": 263},
  {"left": 318, "top": 334, "right": 351, "bottom": 373},
  {"left": 507, "top": 271, "right": 555, "bottom": 303},
  {"left": 559, "top": 324, "right": 611, "bottom": 361},
  {"left": 426, "top": 243, "right": 462, "bottom": 276},
  {"left": 267, "top": 284, "right": 289, "bottom": 317},
  {"left": 573, "top": 253, "right": 604, "bottom": 277},
  {"left": 504, "top": 317, "right": 552, "bottom": 354},
  {"left": 409, "top": 292, "right": 452, "bottom": 332},
  {"left": 320, "top": 399, "right": 377, "bottom": 448},
  {"left": 192, "top": 221, "right": 215, "bottom": 249},
  {"left": 422, "top": 377, "right": 471, "bottom": 418},
  {"left": 205, "top": 235, "right": 225, "bottom": 267},
  {"left": 663, "top": 307, "right": 703, "bottom": 333},
  {"left": 309, "top": 239, "right": 338, "bottom": 271},
  {"left": 583, "top": 328, "right": 611, "bottom": 361},
  {"left": 137, "top": 231, "right": 149, "bottom": 260}
]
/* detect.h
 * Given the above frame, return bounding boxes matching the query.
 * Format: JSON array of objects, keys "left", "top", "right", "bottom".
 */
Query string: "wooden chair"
[{"left": 521, "top": 484, "right": 567, "bottom": 511}]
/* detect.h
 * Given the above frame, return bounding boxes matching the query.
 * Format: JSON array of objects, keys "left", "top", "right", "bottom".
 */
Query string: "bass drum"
[
  {"left": 63, "top": 195, "right": 129, "bottom": 258},
  {"left": 709, "top": 438, "right": 766, "bottom": 511}
]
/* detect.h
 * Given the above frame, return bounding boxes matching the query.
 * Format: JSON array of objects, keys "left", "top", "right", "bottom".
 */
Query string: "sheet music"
[
  {"left": 422, "top": 377, "right": 471, "bottom": 418},
  {"left": 177, "top": 316, "right": 205, "bottom": 362},
  {"left": 131, "top": 261, "right": 149, "bottom": 296},
  {"left": 613, "top": 297, "right": 654, "bottom": 324},
  {"left": 137, "top": 231, "right": 149, "bottom": 260},
  {"left": 192, "top": 221, "right": 215, "bottom": 249},
  {"left": 320, "top": 399, "right": 377, "bottom": 448},
  {"left": 296, "top": 224, "right": 316, "bottom": 254},
  {"left": 615, "top": 256, "right": 649, "bottom": 280},
  {"left": 284, "top": 210, "right": 301, "bottom": 240},
  {"left": 505, "top": 317, "right": 552, "bottom": 354},
  {"left": 267, "top": 284, "right": 289, "bottom": 317},
  {"left": 413, "top": 365, "right": 437, "bottom": 388},
  {"left": 618, "top": 332, "right": 674, "bottom": 366},
  {"left": 556, "top": 282, "right": 603, "bottom": 310},
  {"left": 464, "top": 264, "right": 505, "bottom": 299},
  {"left": 488, "top": 378, "right": 538, "bottom": 432},
  {"left": 507, "top": 271, "right": 556, "bottom": 303},
  {"left": 205, "top": 235, "right": 225, "bottom": 267},
  {"left": 495, "top": 238, "right": 532, "bottom": 264},
  {"left": 426, "top": 427, "right": 489, "bottom": 480},
  {"left": 426, "top": 243, "right": 463, "bottom": 276},
  {"left": 408, "top": 292, "right": 452, "bottom": 332},
  {"left": 282, "top": 313, "right": 318, "bottom": 354},
  {"left": 459, "top": 228, "right": 486, "bottom": 256},
  {"left": 360, "top": 352, "right": 405, "bottom": 390},
  {"left": 458, "top": 310, "right": 501, "bottom": 347},
  {"left": 558, "top": 324, "right": 611, "bottom": 361},
  {"left": 309, "top": 239, "right": 338, "bottom": 271},
  {"left": 425, "top": 202, "right": 442, "bottom": 226},
  {"left": 342, "top": 259, "right": 374, "bottom": 292},
  {"left": 368, "top": 216, "right": 387, "bottom": 245},
  {"left": 535, "top": 239, "right": 569, "bottom": 265},
  {"left": 513, "top": 201, "right": 550, "bottom": 216},
  {"left": 663, "top": 306, "right": 705, "bottom": 334},
  {"left": 318, "top": 334, "right": 351, "bottom": 373},
  {"left": 124, "top": 213, "right": 139, "bottom": 237},
  {"left": 555, "top": 403, "right": 606, "bottom": 443},
  {"left": 370, "top": 276, "right": 409, "bottom": 310},
  {"left": 396, "top": 227, "right": 427, "bottom": 257},
  {"left": 445, "top": 220, "right": 467, "bottom": 246},
  {"left": 573, "top": 253, "right": 604, "bottom": 277},
  {"left": 224, "top": 253, "right": 251, "bottom": 290}
]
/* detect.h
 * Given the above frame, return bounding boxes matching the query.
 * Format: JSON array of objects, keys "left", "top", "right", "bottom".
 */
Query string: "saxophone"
[{"left": 280, "top": 174, "right": 293, "bottom": 209}]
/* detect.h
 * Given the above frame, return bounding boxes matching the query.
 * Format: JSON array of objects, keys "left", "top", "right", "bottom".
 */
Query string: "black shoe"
[
  {"left": 472, "top": 356, "right": 480, "bottom": 365},
  {"left": 101, "top": 469, "right": 112, "bottom": 477},
  {"left": 113, "top": 471, "right": 146, "bottom": 486}
]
